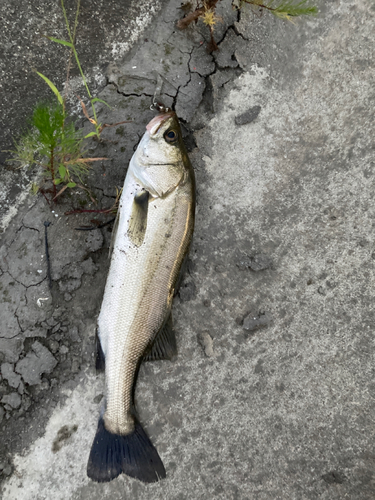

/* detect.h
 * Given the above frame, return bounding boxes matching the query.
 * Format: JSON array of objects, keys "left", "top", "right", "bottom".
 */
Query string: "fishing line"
[{"left": 44, "top": 221, "right": 52, "bottom": 289}]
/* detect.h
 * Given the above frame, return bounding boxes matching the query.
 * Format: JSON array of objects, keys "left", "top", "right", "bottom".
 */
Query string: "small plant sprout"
[
  {"left": 9, "top": 101, "right": 106, "bottom": 203},
  {"left": 201, "top": 3, "right": 223, "bottom": 51}
]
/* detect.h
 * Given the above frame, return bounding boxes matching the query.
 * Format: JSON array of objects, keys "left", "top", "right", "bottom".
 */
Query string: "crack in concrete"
[
  {"left": 24, "top": 277, "right": 48, "bottom": 291},
  {"left": 176, "top": 46, "right": 193, "bottom": 55},
  {"left": 4, "top": 224, "right": 24, "bottom": 252},
  {"left": 232, "top": 22, "right": 248, "bottom": 41},
  {"left": 0, "top": 331, "right": 22, "bottom": 340},
  {"left": 5, "top": 269, "right": 45, "bottom": 291},
  {"left": 3, "top": 271, "right": 26, "bottom": 289},
  {"left": 21, "top": 224, "right": 40, "bottom": 233},
  {"left": 13, "top": 310, "right": 23, "bottom": 336},
  {"left": 106, "top": 78, "right": 154, "bottom": 100},
  {"left": 176, "top": 48, "right": 195, "bottom": 99}
]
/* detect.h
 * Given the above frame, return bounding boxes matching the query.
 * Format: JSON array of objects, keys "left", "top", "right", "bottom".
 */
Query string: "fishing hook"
[{"left": 150, "top": 73, "right": 171, "bottom": 113}]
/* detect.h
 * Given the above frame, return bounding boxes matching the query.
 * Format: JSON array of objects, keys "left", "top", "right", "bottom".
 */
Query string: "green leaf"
[
  {"left": 241, "top": 0, "right": 318, "bottom": 18},
  {"left": 91, "top": 98, "right": 111, "bottom": 109},
  {"left": 67, "top": 182, "right": 76, "bottom": 188},
  {"left": 35, "top": 72, "right": 63, "bottom": 106},
  {"left": 269, "top": 0, "right": 317, "bottom": 17},
  {"left": 58, "top": 165, "right": 66, "bottom": 178},
  {"left": 54, "top": 178, "right": 62, "bottom": 185},
  {"left": 84, "top": 131, "right": 98, "bottom": 139},
  {"left": 47, "top": 37, "right": 73, "bottom": 47}
]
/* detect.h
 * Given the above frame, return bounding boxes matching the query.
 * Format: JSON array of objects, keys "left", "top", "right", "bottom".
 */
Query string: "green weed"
[
  {"left": 7, "top": 0, "right": 129, "bottom": 204},
  {"left": 10, "top": 101, "right": 105, "bottom": 202}
]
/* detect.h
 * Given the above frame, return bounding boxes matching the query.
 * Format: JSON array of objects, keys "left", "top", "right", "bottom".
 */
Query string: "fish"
[{"left": 87, "top": 110, "right": 195, "bottom": 483}]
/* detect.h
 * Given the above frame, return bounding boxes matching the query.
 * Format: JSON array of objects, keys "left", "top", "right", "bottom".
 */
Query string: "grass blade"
[
  {"left": 91, "top": 98, "right": 111, "bottom": 108},
  {"left": 47, "top": 36, "right": 73, "bottom": 47},
  {"left": 35, "top": 71, "right": 63, "bottom": 106},
  {"left": 84, "top": 131, "right": 97, "bottom": 139}
]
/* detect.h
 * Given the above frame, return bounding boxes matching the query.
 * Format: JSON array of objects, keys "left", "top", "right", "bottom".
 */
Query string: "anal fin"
[
  {"left": 144, "top": 314, "right": 177, "bottom": 361},
  {"left": 95, "top": 328, "right": 105, "bottom": 371}
]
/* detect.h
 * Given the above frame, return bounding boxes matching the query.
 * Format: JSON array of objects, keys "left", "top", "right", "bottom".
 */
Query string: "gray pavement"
[{"left": 1, "top": 0, "right": 375, "bottom": 498}]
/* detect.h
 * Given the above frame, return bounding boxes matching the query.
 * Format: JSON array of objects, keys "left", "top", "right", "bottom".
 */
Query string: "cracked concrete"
[{"left": 1, "top": 0, "right": 375, "bottom": 498}]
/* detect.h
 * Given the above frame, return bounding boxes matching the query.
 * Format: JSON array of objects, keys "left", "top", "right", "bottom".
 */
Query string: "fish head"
[
  {"left": 139, "top": 111, "right": 187, "bottom": 166},
  {"left": 131, "top": 112, "right": 191, "bottom": 197}
]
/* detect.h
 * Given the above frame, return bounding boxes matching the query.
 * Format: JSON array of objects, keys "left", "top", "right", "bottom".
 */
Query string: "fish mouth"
[{"left": 146, "top": 112, "right": 174, "bottom": 136}]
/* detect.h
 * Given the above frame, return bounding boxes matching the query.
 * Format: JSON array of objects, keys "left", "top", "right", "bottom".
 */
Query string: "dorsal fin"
[
  {"left": 143, "top": 313, "right": 177, "bottom": 361},
  {"left": 128, "top": 190, "right": 149, "bottom": 247}
]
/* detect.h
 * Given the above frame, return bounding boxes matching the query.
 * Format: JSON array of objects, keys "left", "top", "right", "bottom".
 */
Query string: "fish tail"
[{"left": 87, "top": 416, "right": 166, "bottom": 483}]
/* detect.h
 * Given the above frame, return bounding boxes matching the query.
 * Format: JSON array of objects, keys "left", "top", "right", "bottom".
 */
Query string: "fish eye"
[{"left": 164, "top": 130, "right": 178, "bottom": 143}]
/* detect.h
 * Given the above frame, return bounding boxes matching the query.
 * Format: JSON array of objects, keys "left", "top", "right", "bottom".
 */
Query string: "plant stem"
[
  {"left": 241, "top": 0, "right": 277, "bottom": 12},
  {"left": 40, "top": 190, "right": 52, "bottom": 206},
  {"left": 61, "top": 0, "right": 100, "bottom": 136},
  {"left": 63, "top": 0, "right": 80, "bottom": 116}
]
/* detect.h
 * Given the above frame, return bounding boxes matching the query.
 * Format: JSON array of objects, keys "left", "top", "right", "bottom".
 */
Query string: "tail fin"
[{"left": 87, "top": 417, "right": 166, "bottom": 483}]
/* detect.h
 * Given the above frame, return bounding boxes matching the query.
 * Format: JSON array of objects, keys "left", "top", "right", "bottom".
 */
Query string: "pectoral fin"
[
  {"left": 143, "top": 313, "right": 177, "bottom": 361},
  {"left": 128, "top": 190, "right": 149, "bottom": 247}
]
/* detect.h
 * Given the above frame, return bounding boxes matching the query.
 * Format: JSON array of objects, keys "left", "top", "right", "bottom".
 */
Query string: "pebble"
[
  {"left": 235, "top": 105, "right": 261, "bottom": 126},
  {"left": 237, "top": 253, "right": 272, "bottom": 272},
  {"left": 197, "top": 332, "right": 215, "bottom": 357},
  {"left": 2, "top": 464, "right": 12, "bottom": 476}
]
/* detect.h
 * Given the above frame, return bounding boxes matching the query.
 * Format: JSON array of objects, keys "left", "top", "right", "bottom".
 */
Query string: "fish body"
[{"left": 87, "top": 111, "right": 195, "bottom": 483}]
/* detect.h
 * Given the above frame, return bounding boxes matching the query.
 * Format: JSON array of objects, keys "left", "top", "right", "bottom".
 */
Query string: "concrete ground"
[{"left": 1, "top": 0, "right": 375, "bottom": 498}]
